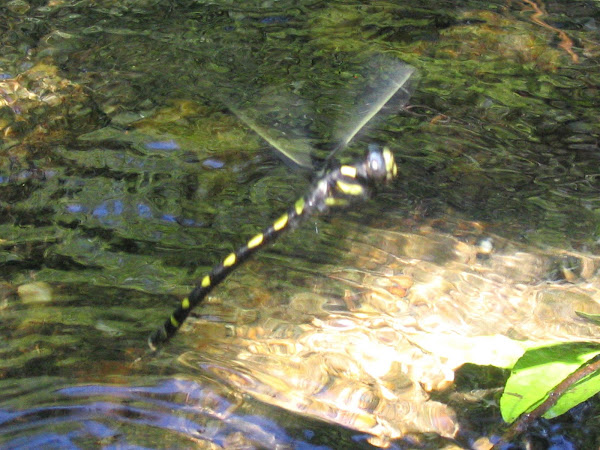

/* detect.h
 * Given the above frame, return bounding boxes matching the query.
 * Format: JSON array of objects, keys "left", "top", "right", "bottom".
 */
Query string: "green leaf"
[
  {"left": 500, "top": 342, "right": 600, "bottom": 423},
  {"left": 544, "top": 366, "right": 600, "bottom": 419}
]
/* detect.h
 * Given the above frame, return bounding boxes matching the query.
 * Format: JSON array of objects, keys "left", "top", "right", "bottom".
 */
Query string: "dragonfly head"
[{"left": 366, "top": 144, "right": 397, "bottom": 184}]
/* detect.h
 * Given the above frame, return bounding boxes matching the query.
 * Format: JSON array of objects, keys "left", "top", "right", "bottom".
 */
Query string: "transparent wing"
[
  {"left": 201, "top": 44, "right": 416, "bottom": 173},
  {"left": 332, "top": 59, "right": 416, "bottom": 157},
  {"left": 223, "top": 86, "right": 317, "bottom": 170}
]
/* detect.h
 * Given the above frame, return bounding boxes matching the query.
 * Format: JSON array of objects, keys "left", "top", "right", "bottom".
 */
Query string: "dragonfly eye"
[{"left": 366, "top": 144, "right": 396, "bottom": 183}]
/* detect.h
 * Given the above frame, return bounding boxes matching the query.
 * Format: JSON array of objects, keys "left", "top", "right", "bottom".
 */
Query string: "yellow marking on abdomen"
[
  {"left": 247, "top": 233, "right": 264, "bottom": 249},
  {"left": 202, "top": 275, "right": 211, "bottom": 287},
  {"left": 170, "top": 315, "right": 180, "bottom": 327},
  {"left": 223, "top": 253, "right": 236, "bottom": 267},
  {"left": 182, "top": 298, "right": 190, "bottom": 309},
  {"left": 273, "top": 213, "right": 288, "bottom": 231},
  {"left": 325, "top": 197, "right": 348, "bottom": 206},
  {"left": 295, "top": 197, "right": 305, "bottom": 215}
]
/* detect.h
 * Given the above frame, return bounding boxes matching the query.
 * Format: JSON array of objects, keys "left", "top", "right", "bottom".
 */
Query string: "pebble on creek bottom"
[{"left": 17, "top": 281, "right": 53, "bottom": 303}]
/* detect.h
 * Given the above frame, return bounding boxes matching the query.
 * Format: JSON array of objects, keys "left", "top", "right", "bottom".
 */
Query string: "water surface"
[{"left": 1, "top": 1, "right": 600, "bottom": 448}]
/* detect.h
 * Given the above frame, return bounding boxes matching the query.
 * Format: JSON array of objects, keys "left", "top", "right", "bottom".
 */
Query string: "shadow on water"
[{"left": 1, "top": 0, "right": 600, "bottom": 448}]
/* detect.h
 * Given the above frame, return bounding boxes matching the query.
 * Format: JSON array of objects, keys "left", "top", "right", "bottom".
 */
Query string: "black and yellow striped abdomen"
[{"left": 148, "top": 145, "right": 397, "bottom": 350}]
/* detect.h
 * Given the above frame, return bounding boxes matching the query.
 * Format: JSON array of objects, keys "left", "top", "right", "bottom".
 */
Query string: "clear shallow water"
[{"left": 1, "top": 1, "right": 600, "bottom": 448}]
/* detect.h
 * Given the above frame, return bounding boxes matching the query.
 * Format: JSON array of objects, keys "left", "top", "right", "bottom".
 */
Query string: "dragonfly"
[{"left": 148, "top": 59, "right": 416, "bottom": 350}]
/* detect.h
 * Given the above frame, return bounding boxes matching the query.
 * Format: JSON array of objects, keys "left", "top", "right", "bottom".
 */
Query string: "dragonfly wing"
[
  {"left": 226, "top": 102, "right": 315, "bottom": 170},
  {"left": 327, "top": 59, "right": 416, "bottom": 165},
  {"left": 204, "top": 50, "right": 415, "bottom": 173}
]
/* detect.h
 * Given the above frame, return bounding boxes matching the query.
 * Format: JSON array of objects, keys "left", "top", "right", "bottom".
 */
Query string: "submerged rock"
[{"left": 17, "top": 281, "right": 53, "bottom": 303}]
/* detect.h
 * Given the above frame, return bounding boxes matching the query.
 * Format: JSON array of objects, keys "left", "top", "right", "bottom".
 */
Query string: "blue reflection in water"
[
  {"left": 66, "top": 204, "right": 85, "bottom": 213},
  {"left": 0, "top": 170, "right": 57, "bottom": 184},
  {"left": 0, "top": 401, "right": 201, "bottom": 448},
  {"left": 113, "top": 200, "right": 124, "bottom": 215},
  {"left": 0, "top": 379, "right": 328, "bottom": 448},
  {"left": 259, "top": 16, "right": 290, "bottom": 25},
  {"left": 3, "top": 432, "right": 81, "bottom": 450},
  {"left": 137, "top": 203, "right": 153, "bottom": 219},
  {"left": 144, "top": 140, "right": 180, "bottom": 151},
  {"left": 64, "top": 199, "right": 203, "bottom": 228},
  {"left": 202, "top": 158, "right": 225, "bottom": 169},
  {"left": 93, "top": 202, "right": 109, "bottom": 218}
]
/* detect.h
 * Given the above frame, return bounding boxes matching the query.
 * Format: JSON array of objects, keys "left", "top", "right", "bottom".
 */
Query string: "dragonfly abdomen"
[{"left": 148, "top": 145, "right": 396, "bottom": 351}]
